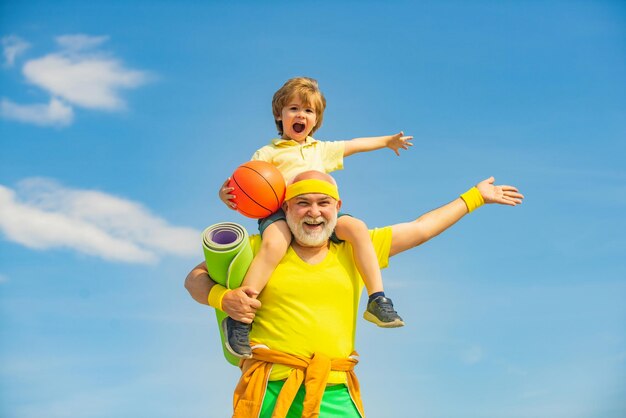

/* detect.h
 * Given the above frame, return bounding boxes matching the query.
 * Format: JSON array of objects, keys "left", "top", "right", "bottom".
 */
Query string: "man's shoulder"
[
  {"left": 333, "top": 226, "right": 392, "bottom": 249},
  {"left": 369, "top": 226, "right": 392, "bottom": 240},
  {"left": 328, "top": 227, "right": 391, "bottom": 269}
]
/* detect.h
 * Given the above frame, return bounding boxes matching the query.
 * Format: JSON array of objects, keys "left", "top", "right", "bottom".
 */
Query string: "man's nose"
[{"left": 308, "top": 204, "right": 321, "bottom": 217}]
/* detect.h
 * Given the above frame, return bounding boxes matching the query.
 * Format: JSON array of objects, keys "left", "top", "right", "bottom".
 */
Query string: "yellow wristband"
[
  {"left": 207, "top": 284, "right": 230, "bottom": 311},
  {"left": 460, "top": 186, "right": 485, "bottom": 213}
]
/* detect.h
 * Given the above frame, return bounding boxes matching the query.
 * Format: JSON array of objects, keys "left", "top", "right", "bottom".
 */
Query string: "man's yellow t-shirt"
[{"left": 248, "top": 227, "right": 392, "bottom": 383}]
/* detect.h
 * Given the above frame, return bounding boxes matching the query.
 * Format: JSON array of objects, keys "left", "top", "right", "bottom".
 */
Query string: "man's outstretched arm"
[
  {"left": 184, "top": 262, "right": 261, "bottom": 323},
  {"left": 389, "top": 176, "right": 524, "bottom": 256}
]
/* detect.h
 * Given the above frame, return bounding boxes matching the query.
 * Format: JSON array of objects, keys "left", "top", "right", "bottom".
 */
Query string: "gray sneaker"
[
  {"left": 363, "top": 296, "right": 405, "bottom": 328},
  {"left": 221, "top": 317, "right": 252, "bottom": 358}
]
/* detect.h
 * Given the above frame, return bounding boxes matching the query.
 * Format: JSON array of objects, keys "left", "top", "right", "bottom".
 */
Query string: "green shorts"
[
  {"left": 258, "top": 209, "right": 350, "bottom": 244},
  {"left": 260, "top": 381, "right": 362, "bottom": 418}
]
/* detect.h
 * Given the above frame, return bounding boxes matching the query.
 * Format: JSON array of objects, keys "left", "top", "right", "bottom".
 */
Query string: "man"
[{"left": 185, "top": 170, "right": 523, "bottom": 417}]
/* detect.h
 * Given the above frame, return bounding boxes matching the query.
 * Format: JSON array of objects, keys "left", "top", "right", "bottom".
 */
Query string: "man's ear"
[
  {"left": 282, "top": 200, "right": 289, "bottom": 211},
  {"left": 336, "top": 199, "right": 342, "bottom": 211}
]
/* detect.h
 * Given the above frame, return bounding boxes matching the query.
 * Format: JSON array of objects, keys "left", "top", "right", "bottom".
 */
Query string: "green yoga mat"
[{"left": 202, "top": 222, "right": 254, "bottom": 366}]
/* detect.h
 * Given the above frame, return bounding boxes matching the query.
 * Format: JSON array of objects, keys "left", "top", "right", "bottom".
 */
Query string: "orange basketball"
[{"left": 228, "top": 161, "right": 286, "bottom": 219}]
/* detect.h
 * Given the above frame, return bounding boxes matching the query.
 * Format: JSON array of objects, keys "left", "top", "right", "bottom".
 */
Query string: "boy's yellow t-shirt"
[
  {"left": 251, "top": 136, "right": 345, "bottom": 183},
  {"left": 248, "top": 226, "right": 392, "bottom": 383}
]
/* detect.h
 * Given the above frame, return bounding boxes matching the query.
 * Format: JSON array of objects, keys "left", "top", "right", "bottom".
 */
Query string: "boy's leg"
[
  {"left": 335, "top": 216, "right": 404, "bottom": 328},
  {"left": 223, "top": 219, "right": 291, "bottom": 358},
  {"left": 242, "top": 219, "right": 292, "bottom": 293}
]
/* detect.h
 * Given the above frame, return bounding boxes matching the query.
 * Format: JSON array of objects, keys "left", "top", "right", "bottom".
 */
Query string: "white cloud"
[
  {"left": 1, "top": 34, "right": 150, "bottom": 127},
  {"left": 23, "top": 51, "right": 148, "bottom": 110},
  {"left": 0, "top": 97, "right": 74, "bottom": 126},
  {"left": 55, "top": 34, "right": 109, "bottom": 51},
  {"left": 0, "top": 178, "right": 199, "bottom": 264},
  {"left": 2, "top": 35, "right": 30, "bottom": 66}
]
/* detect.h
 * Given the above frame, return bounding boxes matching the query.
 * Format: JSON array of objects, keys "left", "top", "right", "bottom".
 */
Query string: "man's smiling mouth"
[{"left": 303, "top": 219, "right": 324, "bottom": 230}]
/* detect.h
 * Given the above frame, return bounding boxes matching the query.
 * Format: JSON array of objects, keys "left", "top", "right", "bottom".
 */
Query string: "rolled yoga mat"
[{"left": 202, "top": 222, "right": 254, "bottom": 366}]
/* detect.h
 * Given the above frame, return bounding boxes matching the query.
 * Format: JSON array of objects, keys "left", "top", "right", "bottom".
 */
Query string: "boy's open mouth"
[{"left": 293, "top": 123, "right": 305, "bottom": 133}]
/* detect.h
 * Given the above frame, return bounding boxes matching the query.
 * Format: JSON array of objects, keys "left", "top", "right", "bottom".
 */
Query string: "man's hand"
[
  {"left": 476, "top": 176, "right": 524, "bottom": 206},
  {"left": 219, "top": 177, "right": 237, "bottom": 210},
  {"left": 386, "top": 131, "right": 413, "bottom": 156},
  {"left": 222, "top": 286, "right": 261, "bottom": 324}
]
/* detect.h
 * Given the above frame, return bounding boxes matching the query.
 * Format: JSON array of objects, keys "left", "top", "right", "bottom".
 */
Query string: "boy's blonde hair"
[{"left": 272, "top": 77, "right": 326, "bottom": 136}]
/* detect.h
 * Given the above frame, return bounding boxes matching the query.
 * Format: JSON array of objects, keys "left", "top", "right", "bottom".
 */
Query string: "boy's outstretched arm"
[{"left": 343, "top": 131, "right": 413, "bottom": 157}]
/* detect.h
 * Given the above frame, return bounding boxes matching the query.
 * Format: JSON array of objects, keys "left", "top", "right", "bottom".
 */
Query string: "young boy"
[{"left": 219, "top": 77, "right": 413, "bottom": 358}]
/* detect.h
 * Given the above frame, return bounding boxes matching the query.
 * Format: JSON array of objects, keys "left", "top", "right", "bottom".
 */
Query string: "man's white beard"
[{"left": 286, "top": 212, "right": 337, "bottom": 247}]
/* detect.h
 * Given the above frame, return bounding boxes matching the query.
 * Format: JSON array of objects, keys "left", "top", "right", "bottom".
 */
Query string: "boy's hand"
[
  {"left": 387, "top": 131, "right": 414, "bottom": 156},
  {"left": 476, "top": 177, "right": 524, "bottom": 206},
  {"left": 221, "top": 286, "right": 261, "bottom": 323},
  {"left": 219, "top": 178, "right": 237, "bottom": 210}
]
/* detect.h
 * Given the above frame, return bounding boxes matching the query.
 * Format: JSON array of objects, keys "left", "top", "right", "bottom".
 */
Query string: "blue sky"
[{"left": 1, "top": 1, "right": 625, "bottom": 417}]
